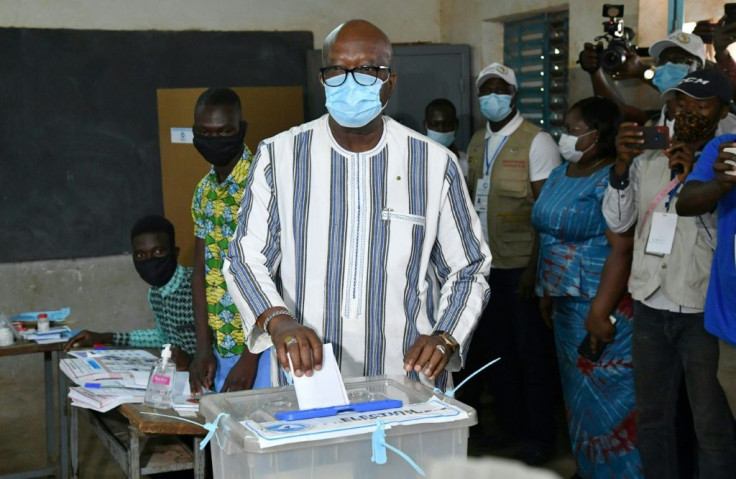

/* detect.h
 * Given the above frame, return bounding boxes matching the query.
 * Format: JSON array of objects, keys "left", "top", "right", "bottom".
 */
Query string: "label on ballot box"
[{"left": 242, "top": 396, "right": 468, "bottom": 448}]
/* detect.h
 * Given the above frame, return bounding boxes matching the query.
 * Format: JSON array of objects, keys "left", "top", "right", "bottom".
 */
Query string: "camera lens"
[{"left": 600, "top": 43, "right": 628, "bottom": 73}]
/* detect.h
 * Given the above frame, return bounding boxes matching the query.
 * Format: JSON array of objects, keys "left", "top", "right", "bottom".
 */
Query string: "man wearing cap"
[
  {"left": 603, "top": 69, "right": 736, "bottom": 478},
  {"left": 462, "top": 62, "right": 560, "bottom": 464},
  {"left": 224, "top": 20, "right": 491, "bottom": 391},
  {"left": 579, "top": 29, "right": 736, "bottom": 132}
]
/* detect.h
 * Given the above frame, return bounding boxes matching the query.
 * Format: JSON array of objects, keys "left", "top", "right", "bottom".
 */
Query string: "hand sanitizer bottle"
[{"left": 144, "top": 344, "right": 175, "bottom": 409}]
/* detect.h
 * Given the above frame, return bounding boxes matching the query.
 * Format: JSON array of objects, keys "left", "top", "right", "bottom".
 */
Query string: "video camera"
[{"left": 595, "top": 4, "right": 636, "bottom": 73}]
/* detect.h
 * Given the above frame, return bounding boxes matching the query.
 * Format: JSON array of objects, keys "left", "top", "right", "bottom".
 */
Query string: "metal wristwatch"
[{"left": 432, "top": 330, "right": 459, "bottom": 352}]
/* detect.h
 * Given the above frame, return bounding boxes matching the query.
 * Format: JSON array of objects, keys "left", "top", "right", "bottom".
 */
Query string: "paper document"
[{"left": 289, "top": 343, "right": 348, "bottom": 410}]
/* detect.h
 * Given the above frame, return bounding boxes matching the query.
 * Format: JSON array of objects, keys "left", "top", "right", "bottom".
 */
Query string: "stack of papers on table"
[
  {"left": 60, "top": 349, "right": 157, "bottom": 384},
  {"left": 61, "top": 349, "right": 157, "bottom": 412},
  {"left": 68, "top": 385, "right": 147, "bottom": 413},
  {"left": 61, "top": 351, "right": 201, "bottom": 414},
  {"left": 20, "top": 326, "right": 77, "bottom": 344}
]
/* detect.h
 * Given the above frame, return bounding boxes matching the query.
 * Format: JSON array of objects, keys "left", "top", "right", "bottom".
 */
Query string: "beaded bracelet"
[{"left": 261, "top": 309, "right": 295, "bottom": 335}]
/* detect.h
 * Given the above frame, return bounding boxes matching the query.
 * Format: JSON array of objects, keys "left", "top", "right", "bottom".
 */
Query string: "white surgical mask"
[
  {"left": 558, "top": 130, "right": 597, "bottom": 163},
  {"left": 426, "top": 129, "right": 456, "bottom": 147}
]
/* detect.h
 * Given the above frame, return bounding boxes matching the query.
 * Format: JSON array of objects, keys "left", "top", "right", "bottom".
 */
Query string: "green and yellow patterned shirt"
[{"left": 191, "top": 148, "right": 252, "bottom": 357}]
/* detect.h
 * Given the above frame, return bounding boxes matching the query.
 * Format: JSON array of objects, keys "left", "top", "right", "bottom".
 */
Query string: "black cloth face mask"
[
  {"left": 192, "top": 121, "right": 247, "bottom": 167},
  {"left": 134, "top": 254, "right": 177, "bottom": 287}
]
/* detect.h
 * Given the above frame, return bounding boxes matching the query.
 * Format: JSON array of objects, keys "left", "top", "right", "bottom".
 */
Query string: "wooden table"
[
  {"left": 0, "top": 341, "right": 69, "bottom": 479},
  {"left": 72, "top": 403, "right": 206, "bottom": 479}
]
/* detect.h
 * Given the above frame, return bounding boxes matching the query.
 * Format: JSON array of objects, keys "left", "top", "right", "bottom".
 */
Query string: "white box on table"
[{"left": 199, "top": 375, "right": 476, "bottom": 479}]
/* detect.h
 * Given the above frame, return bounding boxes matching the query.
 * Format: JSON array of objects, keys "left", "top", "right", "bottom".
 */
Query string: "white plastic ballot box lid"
[{"left": 199, "top": 375, "right": 477, "bottom": 454}]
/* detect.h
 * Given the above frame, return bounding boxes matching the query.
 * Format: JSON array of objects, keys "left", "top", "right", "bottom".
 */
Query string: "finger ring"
[
  {"left": 435, "top": 344, "right": 447, "bottom": 355},
  {"left": 284, "top": 336, "right": 297, "bottom": 347}
]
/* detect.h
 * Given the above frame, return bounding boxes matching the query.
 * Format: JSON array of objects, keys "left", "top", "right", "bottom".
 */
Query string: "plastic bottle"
[
  {"left": 37, "top": 313, "right": 50, "bottom": 333},
  {"left": 144, "top": 344, "right": 175, "bottom": 409},
  {"left": 0, "top": 326, "right": 14, "bottom": 346}
]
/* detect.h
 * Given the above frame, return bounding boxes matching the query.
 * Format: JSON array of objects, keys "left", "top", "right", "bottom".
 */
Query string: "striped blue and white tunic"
[{"left": 224, "top": 114, "right": 491, "bottom": 387}]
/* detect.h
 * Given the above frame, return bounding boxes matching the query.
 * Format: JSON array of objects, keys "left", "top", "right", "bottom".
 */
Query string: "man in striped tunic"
[{"left": 224, "top": 19, "right": 491, "bottom": 389}]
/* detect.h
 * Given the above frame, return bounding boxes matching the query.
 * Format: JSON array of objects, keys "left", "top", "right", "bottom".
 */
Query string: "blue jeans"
[{"left": 633, "top": 301, "right": 736, "bottom": 479}]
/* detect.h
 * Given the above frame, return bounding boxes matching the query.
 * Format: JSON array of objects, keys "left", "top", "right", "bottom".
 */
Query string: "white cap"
[
  {"left": 476, "top": 62, "right": 517, "bottom": 89},
  {"left": 649, "top": 30, "right": 706, "bottom": 66},
  {"left": 161, "top": 344, "right": 172, "bottom": 359}
]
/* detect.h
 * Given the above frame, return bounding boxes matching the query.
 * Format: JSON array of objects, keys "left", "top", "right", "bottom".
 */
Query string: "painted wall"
[
  {"left": 0, "top": 255, "right": 151, "bottom": 380},
  {"left": 439, "top": 0, "right": 668, "bottom": 117},
  {"left": 684, "top": 0, "right": 728, "bottom": 25},
  {"left": 0, "top": 0, "right": 442, "bottom": 48}
]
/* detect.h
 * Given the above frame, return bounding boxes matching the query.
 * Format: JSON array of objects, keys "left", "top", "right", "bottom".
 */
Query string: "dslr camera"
[{"left": 595, "top": 4, "right": 636, "bottom": 73}]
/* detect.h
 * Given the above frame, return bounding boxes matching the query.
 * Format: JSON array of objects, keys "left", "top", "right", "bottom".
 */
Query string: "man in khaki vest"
[{"left": 459, "top": 62, "right": 561, "bottom": 464}]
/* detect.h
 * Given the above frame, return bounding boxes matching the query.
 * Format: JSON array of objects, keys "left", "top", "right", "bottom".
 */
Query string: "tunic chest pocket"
[{"left": 381, "top": 208, "right": 426, "bottom": 226}]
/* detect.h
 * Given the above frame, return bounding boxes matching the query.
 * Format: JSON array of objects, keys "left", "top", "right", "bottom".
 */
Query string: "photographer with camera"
[
  {"left": 578, "top": 4, "right": 650, "bottom": 124},
  {"left": 581, "top": 27, "right": 736, "bottom": 134}
]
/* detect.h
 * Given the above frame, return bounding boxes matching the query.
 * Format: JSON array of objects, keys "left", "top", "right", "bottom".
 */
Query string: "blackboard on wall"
[{"left": 0, "top": 28, "right": 312, "bottom": 262}]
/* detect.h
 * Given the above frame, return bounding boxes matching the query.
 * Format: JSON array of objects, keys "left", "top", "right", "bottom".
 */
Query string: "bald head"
[{"left": 322, "top": 20, "right": 392, "bottom": 67}]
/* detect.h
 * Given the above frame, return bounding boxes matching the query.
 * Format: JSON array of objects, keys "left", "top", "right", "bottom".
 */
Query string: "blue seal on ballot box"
[{"left": 265, "top": 423, "right": 310, "bottom": 433}]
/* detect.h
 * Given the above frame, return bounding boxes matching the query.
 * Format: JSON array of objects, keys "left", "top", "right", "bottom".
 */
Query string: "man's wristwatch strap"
[{"left": 432, "top": 330, "right": 459, "bottom": 351}]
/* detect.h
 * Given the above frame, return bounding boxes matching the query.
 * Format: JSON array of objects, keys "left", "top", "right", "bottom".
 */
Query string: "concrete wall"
[
  {"left": 0, "top": 0, "right": 442, "bottom": 47},
  {"left": 0, "top": 255, "right": 151, "bottom": 381}
]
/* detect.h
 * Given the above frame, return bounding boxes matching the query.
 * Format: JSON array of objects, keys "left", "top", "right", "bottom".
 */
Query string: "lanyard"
[
  {"left": 638, "top": 177, "right": 681, "bottom": 238},
  {"left": 484, "top": 136, "right": 508, "bottom": 177}
]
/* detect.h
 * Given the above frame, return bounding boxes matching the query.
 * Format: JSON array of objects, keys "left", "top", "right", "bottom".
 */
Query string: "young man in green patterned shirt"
[
  {"left": 188, "top": 88, "right": 270, "bottom": 393},
  {"left": 65, "top": 216, "right": 197, "bottom": 369}
]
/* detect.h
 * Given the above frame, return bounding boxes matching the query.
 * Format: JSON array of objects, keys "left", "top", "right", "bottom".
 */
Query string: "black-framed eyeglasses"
[{"left": 319, "top": 65, "right": 391, "bottom": 87}]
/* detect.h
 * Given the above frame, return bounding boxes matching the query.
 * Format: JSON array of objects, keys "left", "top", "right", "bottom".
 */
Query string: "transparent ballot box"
[{"left": 199, "top": 375, "right": 476, "bottom": 479}]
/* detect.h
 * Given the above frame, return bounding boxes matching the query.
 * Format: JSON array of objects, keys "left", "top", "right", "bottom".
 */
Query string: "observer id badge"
[
  {"left": 645, "top": 212, "right": 678, "bottom": 256},
  {"left": 474, "top": 178, "right": 490, "bottom": 243}
]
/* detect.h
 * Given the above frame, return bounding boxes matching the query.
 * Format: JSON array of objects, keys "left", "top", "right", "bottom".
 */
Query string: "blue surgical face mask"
[
  {"left": 426, "top": 128, "right": 456, "bottom": 147},
  {"left": 479, "top": 93, "right": 514, "bottom": 122},
  {"left": 652, "top": 62, "right": 691, "bottom": 93},
  {"left": 324, "top": 72, "right": 387, "bottom": 128}
]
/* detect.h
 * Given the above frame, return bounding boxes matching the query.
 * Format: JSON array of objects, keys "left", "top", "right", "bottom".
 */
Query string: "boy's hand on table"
[
  {"left": 189, "top": 349, "right": 216, "bottom": 395},
  {"left": 64, "top": 330, "right": 112, "bottom": 352}
]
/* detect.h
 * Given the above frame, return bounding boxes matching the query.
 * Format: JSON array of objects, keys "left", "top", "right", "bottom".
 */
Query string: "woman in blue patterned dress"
[{"left": 531, "top": 97, "right": 642, "bottom": 478}]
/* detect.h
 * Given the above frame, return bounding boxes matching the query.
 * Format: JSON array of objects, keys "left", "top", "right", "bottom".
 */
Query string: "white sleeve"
[
  {"left": 602, "top": 157, "right": 641, "bottom": 233},
  {"left": 529, "top": 131, "right": 561, "bottom": 182},
  {"left": 224, "top": 142, "right": 287, "bottom": 354},
  {"left": 432, "top": 158, "right": 491, "bottom": 371}
]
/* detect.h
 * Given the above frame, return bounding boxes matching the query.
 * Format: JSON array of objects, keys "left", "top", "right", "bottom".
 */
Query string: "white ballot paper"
[{"left": 288, "top": 343, "right": 349, "bottom": 410}]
